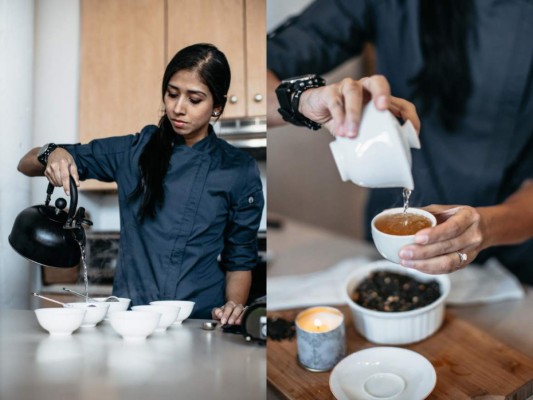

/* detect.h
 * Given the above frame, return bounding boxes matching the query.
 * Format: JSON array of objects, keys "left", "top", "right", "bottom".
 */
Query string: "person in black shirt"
[{"left": 267, "top": 0, "right": 533, "bottom": 284}]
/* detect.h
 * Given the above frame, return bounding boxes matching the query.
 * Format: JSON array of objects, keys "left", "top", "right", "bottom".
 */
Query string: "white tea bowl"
[
  {"left": 329, "top": 101, "right": 420, "bottom": 189},
  {"left": 371, "top": 207, "right": 436, "bottom": 264},
  {"left": 34, "top": 307, "right": 86, "bottom": 336},
  {"left": 150, "top": 300, "right": 195, "bottom": 325},
  {"left": 131, "top": 305, "right": 180, "bottom": 332},
  {"left": 66, "top": 302, "right": 110, "bottom": 328},
  {"left": 343, "top": 261, "right": 450, "bottom": 345},
  {"left": 92, "top": 297, "right": 131, "bottom": 317},
  {"left": 108, "top": 310, "right": 161, "bottom": 341}
]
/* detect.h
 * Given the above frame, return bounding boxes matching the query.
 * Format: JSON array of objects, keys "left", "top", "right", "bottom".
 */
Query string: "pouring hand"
[
  {"left": 298, "top": 75, "right": 420, "bottom": 138},
  {"left": 212, "top": 300, "right": 247, "bottom": 325},
  {"left": 398, "top": 205, "right": 484, "bottom": 274},
  {"left": 46, "top": 148, "right": 80, "bottom": 196}
]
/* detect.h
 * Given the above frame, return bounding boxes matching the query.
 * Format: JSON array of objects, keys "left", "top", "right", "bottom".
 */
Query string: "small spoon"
[
  {"left": 32, "top": 292, "right": 69, "bottom": 307},
  {"left": 202, "top": 321, "right": 218, "bottom": 331},
  {"left": 32, "top": 292, "right": 96, "bottom": 308},
  {"left": 62, "top": 287, "right": 120, "bottom": 302}
]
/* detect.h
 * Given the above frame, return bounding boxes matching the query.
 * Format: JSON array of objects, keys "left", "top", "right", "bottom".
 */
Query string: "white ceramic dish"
[
  {"left": 66, "top": 302, "right": 110, "bottom": 328},
  {"left": 343, "top": 260, "right": 450, "bottom": 345},
  {"left": 108, "top": 310, "right": 161, "bottom": 341},
  {"left": 34, "top": 307, "right": 86, "bottom": 336},
  {"left": 131, "top": 305, "right": 179, "bottom": 332},
  {"left": 371, "top": 207, "right": 437, "bottom": 264},
  {"left": 92, "top": 297, "right": 131, "bottom": 317},
  {"left": 329, "top": 347, "right": 436, "bottom": 400},
  {"left": 329, "top": 101, "right": 420, "bottom": 190},
  {"left": 149, "top": 300, "right": 195, "bottom": 325}
]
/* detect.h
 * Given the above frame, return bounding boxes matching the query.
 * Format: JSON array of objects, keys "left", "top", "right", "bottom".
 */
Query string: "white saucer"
[{"left": 329, "top": 347, "right": 436, "bottom": 400}]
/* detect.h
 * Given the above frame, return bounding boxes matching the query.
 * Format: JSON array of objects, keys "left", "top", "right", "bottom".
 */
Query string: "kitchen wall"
[
  {"left": 0, "top": 0, "right": 35, "bottom": 309},
  {"left": 267, "top": 0, "right": 369, "bottom": 239}
]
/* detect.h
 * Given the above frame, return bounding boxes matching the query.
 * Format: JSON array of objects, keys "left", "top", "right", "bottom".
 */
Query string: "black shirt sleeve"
[
  {"left": 221, "top": 158, "right": 264, "bottom": 272},
  {"left": 267, "top": 0, "right": 374, "bottom": 79}
]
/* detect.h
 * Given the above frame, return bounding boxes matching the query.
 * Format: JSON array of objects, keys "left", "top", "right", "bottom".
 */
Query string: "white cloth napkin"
[
  {"left": 446, "top": 258, "right": 525, "bottom": 304},
  {"left": 267, "top": 257, "right": 525, "bottom": 311},
  {"left": 267, "top": 257, "right": 371, "bottom": 311}
]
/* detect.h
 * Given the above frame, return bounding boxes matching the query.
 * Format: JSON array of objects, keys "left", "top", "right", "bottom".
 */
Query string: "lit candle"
[
  {"left": 297, "top": 309, "right": 342, "bottom": 332},
  {"left": 295, "top": 306, "right": 346, "bottom": 372},
  {"left": 313, "top": 318, "right": 324, "bottom": 332}
]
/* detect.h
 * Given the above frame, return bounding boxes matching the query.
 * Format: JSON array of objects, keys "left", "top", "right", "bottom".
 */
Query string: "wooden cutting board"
[{"left": 267, "top": 307, "right": 533, "bottom": 400}]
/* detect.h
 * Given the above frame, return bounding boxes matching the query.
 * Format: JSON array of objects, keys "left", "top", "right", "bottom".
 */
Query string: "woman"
[
  {"left": 267, "top": 0, "right": 533, "bottom": 284},
  {"left": 19, "top": 43, "right": 264, "bottom": 324}
]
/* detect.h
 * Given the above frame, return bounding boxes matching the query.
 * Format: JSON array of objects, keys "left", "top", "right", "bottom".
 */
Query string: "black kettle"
[{"left": 9, "top": 176, "right": 93, "bottom": 268}]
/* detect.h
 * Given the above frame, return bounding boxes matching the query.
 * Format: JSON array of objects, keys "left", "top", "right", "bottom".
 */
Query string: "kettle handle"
[{"left": 44, "top": 175, "right": 78, "bottom": 223}]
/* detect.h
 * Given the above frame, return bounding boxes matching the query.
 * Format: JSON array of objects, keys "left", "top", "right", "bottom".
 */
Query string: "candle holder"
[{"left": 295, "top": 306, "right": 346, "bottom": 372}]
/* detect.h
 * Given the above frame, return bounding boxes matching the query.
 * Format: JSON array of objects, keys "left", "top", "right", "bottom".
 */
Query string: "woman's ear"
[{"left": 212, "top": 107, "right": 222, "bottom": 117}]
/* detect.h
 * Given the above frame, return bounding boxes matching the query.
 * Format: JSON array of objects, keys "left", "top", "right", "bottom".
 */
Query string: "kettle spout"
[
  {"left": 73, "top": 207, "right": 93, "bottom": 227},
  {"left": 69, "top": 207, "right": 93, "bottom": 247},
  {"left": 72, "top": 225, "right": 87, "bottom": 247}
]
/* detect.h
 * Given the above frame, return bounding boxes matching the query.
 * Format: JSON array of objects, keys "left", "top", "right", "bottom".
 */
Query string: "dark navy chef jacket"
[{"left": 64, "top": 125, "right": 264, "bottom": 318}]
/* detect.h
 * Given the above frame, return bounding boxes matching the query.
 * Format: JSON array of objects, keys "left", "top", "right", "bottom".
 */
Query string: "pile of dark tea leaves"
[
  {"left": 351, "top": 270, "right": 441, "bottom": 312},
  {"left": 267, "top": 316, "right": 295, "bottom": 341}
]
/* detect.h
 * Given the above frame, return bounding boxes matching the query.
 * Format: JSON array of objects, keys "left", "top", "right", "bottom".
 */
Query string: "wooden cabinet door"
[
  {"left": 79, "top": 0, "right": 165, "bottom": 190},
  {"left": 79, "top": 0, "right": 165, "bottom": 141},
  {"left": 245, "top": 0, "right": 266, "bottom": 117},
  {"left": 166, "top": 0, "right": 246, "bottom": 119}
]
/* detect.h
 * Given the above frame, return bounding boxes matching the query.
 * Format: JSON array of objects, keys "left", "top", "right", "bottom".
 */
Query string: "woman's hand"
[
  {"left": 45, "top": 148, "right": 80, "bottom": 196},
  {"left": 299, "top": 75, "right": 420, "bottom": 137},
  {"left": 212, "top": 300, "right": 247, "bottom": 325},
  {"left": 398, "top": 205, "right": 485, "bottom": 274}
]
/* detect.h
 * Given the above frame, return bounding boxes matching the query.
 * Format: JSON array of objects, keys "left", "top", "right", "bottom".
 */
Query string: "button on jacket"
[
  {"left": 65, "top": 125, "right": 264, "bottom": 318},
  {"left": 268, "top": 0, "right": 533, "bottom": 284}
]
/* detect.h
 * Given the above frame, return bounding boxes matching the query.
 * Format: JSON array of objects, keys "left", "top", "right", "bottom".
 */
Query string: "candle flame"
[{"left": 314, "top": 318, "right": 323, "bottom": 331}]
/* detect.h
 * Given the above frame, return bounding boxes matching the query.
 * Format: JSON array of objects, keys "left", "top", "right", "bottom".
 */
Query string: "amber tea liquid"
[{"left": 374, "top": 212, "right": 432, "bottom": 236}]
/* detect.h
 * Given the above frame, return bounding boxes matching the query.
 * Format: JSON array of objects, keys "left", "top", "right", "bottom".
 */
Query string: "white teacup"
[
  {"left": 329, "top": 101, "right": 420, "bottom": 189},
  {"left": 149, "top": 300, "right": 195, "bottom": 325},
  {"left": 131, "top": 305, "right": 180, "bottom": 332},
  {"left": 67, "top": 302, "right": 110, "bottom": 328},
  {"left": 371, "top": 207, "right": 436, "bottom": 264}
]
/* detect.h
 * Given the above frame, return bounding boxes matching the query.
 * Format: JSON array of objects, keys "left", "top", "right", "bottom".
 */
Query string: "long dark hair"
[
  {"left": 410, "top": 0, "right": 476, "bottom": 131},
  {"left": 132, "top": 43, "right": 231, "bottom": 220}
]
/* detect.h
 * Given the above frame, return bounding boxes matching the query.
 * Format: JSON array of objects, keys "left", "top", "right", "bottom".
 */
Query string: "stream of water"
[
  {"left": 402, "top": 188, "right": 412, "bottom": 214},
  {"left": 76, "top": 240, "right": 89, "bottom": 303}
]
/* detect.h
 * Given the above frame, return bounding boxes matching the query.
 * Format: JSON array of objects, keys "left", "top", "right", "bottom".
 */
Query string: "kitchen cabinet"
[
  {"left": 167, "top": 0, "right": 266, "bottom": 119},
  {"left": 245, "top": 0, "right": 267, "bottom": 117},
  {"left": 78, "top": 0, "right": 265, "bottom": 191},
  {"left": 79, "top": 0, "right": 165, "bottom": 191}
]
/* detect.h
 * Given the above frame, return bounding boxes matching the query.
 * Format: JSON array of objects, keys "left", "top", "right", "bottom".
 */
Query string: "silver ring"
[{"left": 456, "top": 251, "right": 468, "bottom": 264}]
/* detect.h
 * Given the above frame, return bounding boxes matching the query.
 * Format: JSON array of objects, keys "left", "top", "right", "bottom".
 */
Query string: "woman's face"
[{"left": 164, "top": 69, "right": 220, "bottom": 146}]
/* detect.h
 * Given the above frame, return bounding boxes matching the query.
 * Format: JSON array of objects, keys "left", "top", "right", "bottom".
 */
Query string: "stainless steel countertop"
[
  {"left": 266, "top": 215, "right": 533, "bottom": 399},
  {"left": 0, "top": 309, "right": 266, "bottom": 400}
]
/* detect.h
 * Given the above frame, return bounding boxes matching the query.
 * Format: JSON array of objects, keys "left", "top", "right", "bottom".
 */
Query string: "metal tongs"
[{"left": 62, "top": 287, "right": 120, "bottom": 302}]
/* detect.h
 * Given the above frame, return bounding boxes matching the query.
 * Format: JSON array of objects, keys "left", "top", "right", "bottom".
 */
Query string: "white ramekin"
[{"left": 343, "top": 260, "right": 450, "bottom": 345}]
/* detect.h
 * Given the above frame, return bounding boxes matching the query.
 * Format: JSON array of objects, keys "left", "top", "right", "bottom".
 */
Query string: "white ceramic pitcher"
[{"left": 329, "top": 101, "right": 420, "bottom": 190}]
